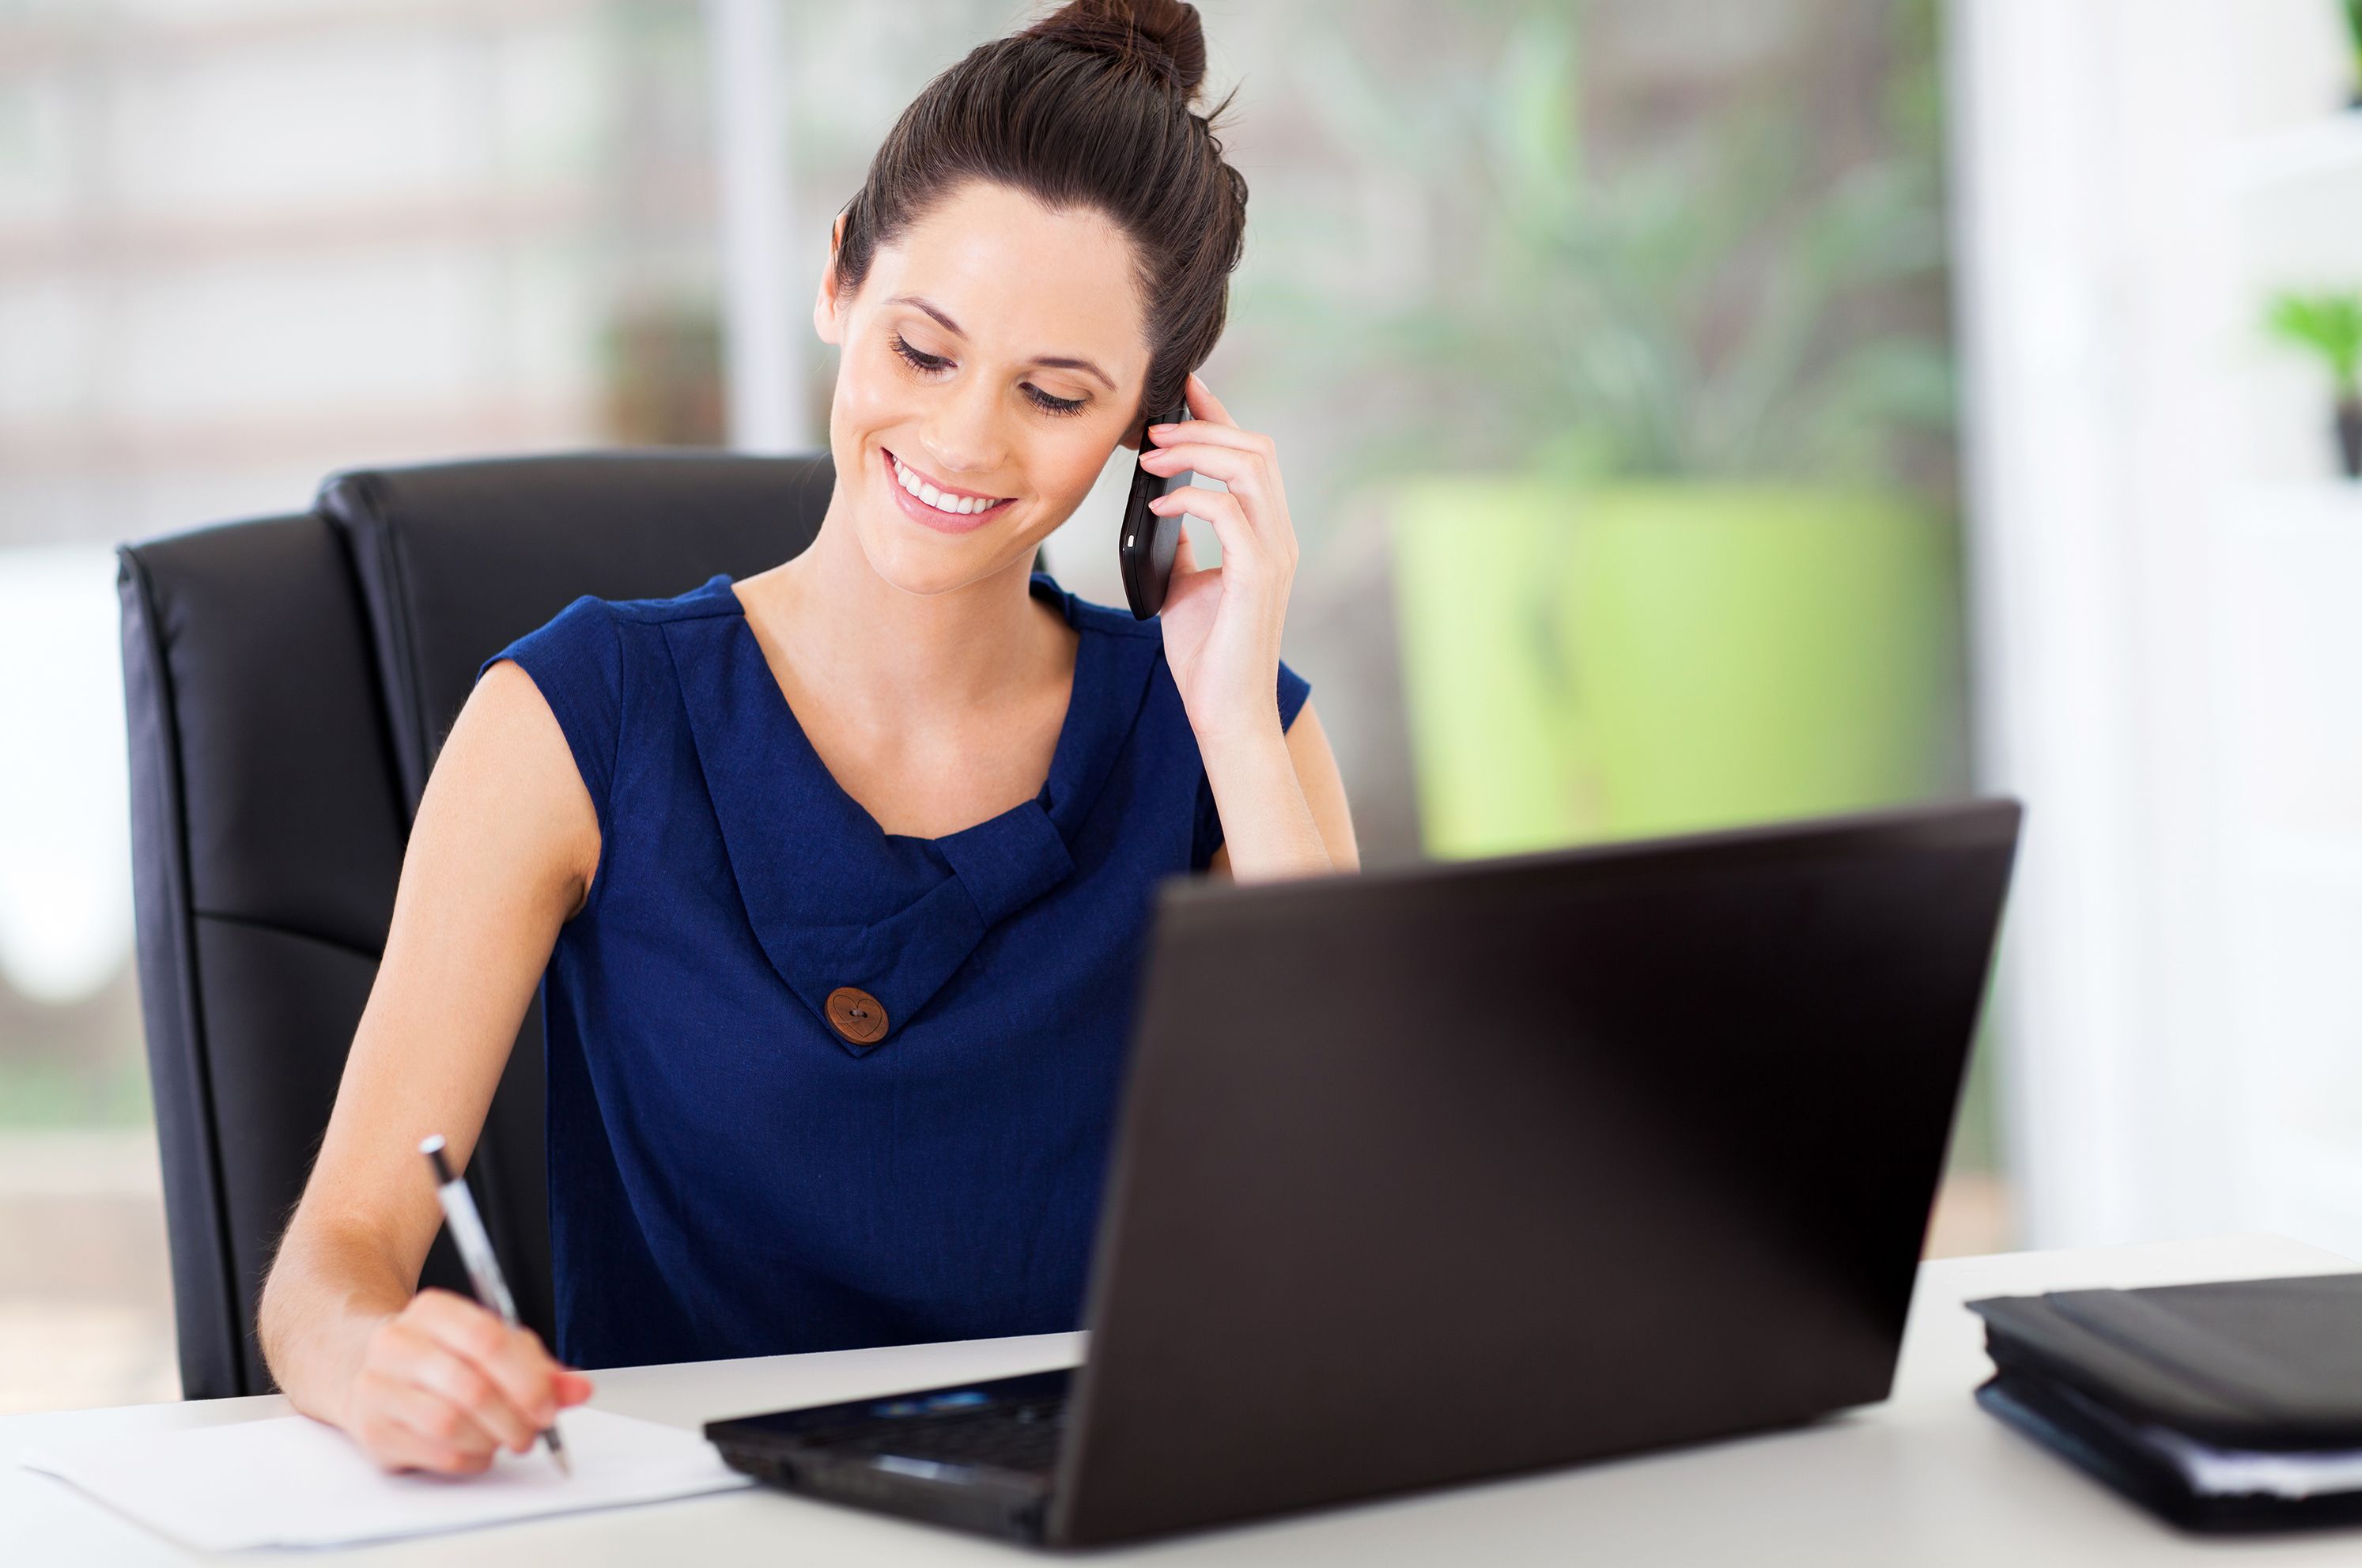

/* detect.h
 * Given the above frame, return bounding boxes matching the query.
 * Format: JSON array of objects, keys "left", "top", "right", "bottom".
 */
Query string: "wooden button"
[{"left": 826, "top": 985, "right": 889, "bottom": 1045}]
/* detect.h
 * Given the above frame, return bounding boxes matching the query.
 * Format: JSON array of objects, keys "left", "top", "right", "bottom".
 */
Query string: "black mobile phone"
[{"left": 1120, "top": 402, "right": 1194, "bottom": 620}]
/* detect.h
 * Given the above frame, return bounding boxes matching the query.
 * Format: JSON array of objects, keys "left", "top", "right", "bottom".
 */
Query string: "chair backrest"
[{"left": 119, "top": 450, "right": 833, "bottom": 1399}]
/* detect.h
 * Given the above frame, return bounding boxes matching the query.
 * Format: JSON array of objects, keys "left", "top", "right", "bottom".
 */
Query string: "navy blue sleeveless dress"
[{"left": 479, "top": 570, "right": 1309, "bottom": 1370}]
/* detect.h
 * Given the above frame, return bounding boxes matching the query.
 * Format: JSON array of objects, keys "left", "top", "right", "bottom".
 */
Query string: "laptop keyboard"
[{"left": 837, "top": 1392, "right": 1070, "bottom": 1476}]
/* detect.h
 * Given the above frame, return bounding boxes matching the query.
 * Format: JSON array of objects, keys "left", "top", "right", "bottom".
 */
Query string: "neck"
[{"left": 745, "top": 497, "right": 1064, "bottom": 726}]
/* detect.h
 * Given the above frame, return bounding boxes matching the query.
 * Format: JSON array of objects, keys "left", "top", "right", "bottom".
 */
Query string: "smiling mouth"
[{"left": 882, "top": 447, "right": 1014, "bottom": 519}]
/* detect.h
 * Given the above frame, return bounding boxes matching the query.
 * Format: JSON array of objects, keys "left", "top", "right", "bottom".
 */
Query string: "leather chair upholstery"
[{"left": 120, "top": 451, "right": 833, "bottom": 1399}]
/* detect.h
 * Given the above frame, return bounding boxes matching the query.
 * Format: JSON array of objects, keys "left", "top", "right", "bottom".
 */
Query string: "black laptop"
[{"left": 705, "top": 798, "right": 2023, "bottom": 1547}]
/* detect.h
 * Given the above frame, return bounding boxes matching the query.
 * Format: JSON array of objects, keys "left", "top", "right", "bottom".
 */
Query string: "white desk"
[{"left": 6, "top": 1234, "right": 2355, "bottom": 1565}]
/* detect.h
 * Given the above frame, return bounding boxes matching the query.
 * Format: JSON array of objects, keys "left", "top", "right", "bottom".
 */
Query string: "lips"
[{"left": 880, "top": 447, "right": 1014, "bottom": 536}]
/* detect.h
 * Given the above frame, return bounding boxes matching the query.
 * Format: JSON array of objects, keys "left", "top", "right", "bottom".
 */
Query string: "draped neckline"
[
  {"left": 659, "top": 571, "right": 1161, "bottom": 1055},
  {"left": 721, "top": 572, "right": 1093, "bottom": 847}
]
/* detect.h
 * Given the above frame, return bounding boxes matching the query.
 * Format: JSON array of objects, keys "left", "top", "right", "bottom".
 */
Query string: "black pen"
[{"left": 418, "top": 1134, "right": 571, "bottom": 1475}]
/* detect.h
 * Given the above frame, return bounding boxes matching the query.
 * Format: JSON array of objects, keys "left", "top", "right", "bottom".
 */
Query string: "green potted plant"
[
  {"left": 2264, "top": 289, "right": 2362, "bottom": 480},
  {"left": 1256, "top": 2, "right": 1967, "bottom": 856}
]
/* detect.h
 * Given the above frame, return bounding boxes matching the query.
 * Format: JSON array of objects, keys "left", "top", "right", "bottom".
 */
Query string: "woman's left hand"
[{"left": 1137, "top": 371, "right": 1299, "bottom": 748}]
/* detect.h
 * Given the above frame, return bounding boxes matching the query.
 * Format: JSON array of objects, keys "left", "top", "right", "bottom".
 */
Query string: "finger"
[
  {"left": 1145, "top": 418, "right": 1268, "bottom": 457},
  {"left": 386, "top": 1434, "right": 493, "bottom": 1475},
  {"left": 406, "top": 1339, "right": 539, "bottom": 1452},
  {"left": 410, "top": 1291, "right": 569, "bottom": 1419},
  {"left": 1139, "top": 443, "right": 1269, "bottom": 501},
  {"left": 1170, "top": 525, "right": 1200, "bottom": 576},
  {"left": 1148, "top": 374, "right": 1250, "bottom": 448},
  {"left": 1151, "top": 489, "right": 1262, "bottom": 581},
  {"left": 364, "top": 1370, "right": 507, "bottom": 1468},
  {"left": 404, "top": 1293, "right": 563, "bottom": 1434},
  {"left": 358, "top": 1416, "right": 493, "bottom": 1476},
  {"left": 1148, "top": 455, "right": 1295, "bottom": 569},
  {"left": 554, "top": 1370, "right": 596, "bottom": 1407},
  {"left": 1183, "top": 368, "right": 1234, "bottom": 427},
  {"left": 373, "top": 1419, "right": 496, "bottom": 1475}
]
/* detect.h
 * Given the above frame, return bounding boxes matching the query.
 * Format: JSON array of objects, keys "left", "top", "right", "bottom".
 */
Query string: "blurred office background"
[{"left": 1, "top": 0, "right": 2356, "bottom": 1412}]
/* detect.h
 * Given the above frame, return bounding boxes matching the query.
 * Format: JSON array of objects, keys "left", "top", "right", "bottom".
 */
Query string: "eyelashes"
[
  {"left": 888, "top": 332, "right": 949, "bottom": 376},
  {"left": 890, "top": 333, "right": 1088, "bottom": 418}
]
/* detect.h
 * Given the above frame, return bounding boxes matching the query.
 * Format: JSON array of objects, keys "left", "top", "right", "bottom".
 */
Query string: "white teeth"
[{"left": 890, "top": 452, "right": 999, "bottom": 517}]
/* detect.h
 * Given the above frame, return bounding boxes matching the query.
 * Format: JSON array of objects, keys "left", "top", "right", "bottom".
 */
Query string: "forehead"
[{"left": 864, "top": 181, "right": 1147, "bottom": 369}]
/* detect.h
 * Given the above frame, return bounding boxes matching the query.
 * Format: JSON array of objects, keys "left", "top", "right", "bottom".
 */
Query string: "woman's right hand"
[{"left": 338, "top": 1288, "right": 595, "bottom": 1474}]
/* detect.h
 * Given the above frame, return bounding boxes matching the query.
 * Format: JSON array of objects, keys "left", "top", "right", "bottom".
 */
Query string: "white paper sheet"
[{"left": 21, "top": 1406, "right": 755, "bottom": 1551}]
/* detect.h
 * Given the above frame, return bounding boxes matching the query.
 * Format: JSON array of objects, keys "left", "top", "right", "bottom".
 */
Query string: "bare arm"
[
  {"left": 258, "top": 659, "right": 601, "bottom": 1471},
  {"left": 1207, "top": 698, "right": 1359, "bottom": 882}
]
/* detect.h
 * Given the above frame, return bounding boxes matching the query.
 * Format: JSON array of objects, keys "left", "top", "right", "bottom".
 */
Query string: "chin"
[
  {"left": 837, "top": 436, "right": 1065, "bottom": 596},
  {"left": 846, "top": 482, "right": 1041, "bottom": 600}
]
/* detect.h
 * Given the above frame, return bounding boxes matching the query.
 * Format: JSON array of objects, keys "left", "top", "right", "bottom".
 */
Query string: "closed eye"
[
  {"left": 1027, "top": 385, "right": 1087, "bottom": 418},
  {"left": 891, "top": 333, "right": 950, "bottom": 375},
  {"left": 891, "top": 333, "right": 1089, "bottom": 418}
]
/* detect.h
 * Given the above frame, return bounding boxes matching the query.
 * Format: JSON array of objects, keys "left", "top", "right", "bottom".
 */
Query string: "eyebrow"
[{"left": 887, "top": 294, "right": 1117, "bottom": 391}]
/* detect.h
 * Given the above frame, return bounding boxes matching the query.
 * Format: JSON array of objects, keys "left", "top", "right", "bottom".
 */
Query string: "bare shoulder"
[
  {"left": 462, "top": 657, "right": 571, "bottom": 755},
  {"left": 419, "top": 659, "right": 603, "bottom": 915}
]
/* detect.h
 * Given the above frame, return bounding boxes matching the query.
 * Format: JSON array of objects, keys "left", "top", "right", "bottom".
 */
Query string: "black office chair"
[{"left": 119, "top": 450, "right": 833, "bottom": 1399}]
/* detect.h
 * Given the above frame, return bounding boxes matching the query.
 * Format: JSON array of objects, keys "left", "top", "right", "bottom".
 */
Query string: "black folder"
[{"left": 1968, "top": 1271, "right": 2362, "bottom": 1532}]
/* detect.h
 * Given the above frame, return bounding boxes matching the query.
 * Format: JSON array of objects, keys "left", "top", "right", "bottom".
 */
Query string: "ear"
[
  {"left": 813, "top": 212, "right": 849, "bottom": 346},
  {"left": 1115, "top": 403, "right": 1151, "bottom": 453}
]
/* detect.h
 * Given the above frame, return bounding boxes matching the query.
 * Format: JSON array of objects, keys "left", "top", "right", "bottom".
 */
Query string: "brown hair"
[{"left": 831, "top": 0, "right": 1248, "bottom": 427}]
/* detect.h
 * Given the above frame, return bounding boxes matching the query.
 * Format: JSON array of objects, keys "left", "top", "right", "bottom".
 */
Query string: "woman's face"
[{"left": 814, "top": 179, "right": 1152, "bottom": 597}]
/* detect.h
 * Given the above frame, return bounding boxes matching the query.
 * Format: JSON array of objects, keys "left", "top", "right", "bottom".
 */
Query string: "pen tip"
[{"left": 546, "top": 1430, "right": 571, "bottom": 1476}]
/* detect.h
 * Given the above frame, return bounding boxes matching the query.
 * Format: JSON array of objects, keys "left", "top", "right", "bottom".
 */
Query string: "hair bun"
[{"left": 1024, "top": 0, "right": 1207, "bottom": 101}]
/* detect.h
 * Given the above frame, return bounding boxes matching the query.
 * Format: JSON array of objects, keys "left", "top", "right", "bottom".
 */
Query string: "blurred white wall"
[
  {"left": 0, "top": 546, "right": 128, "bottom": 1006},
  {"left": 1955, "top": 0, "right": 2362, "bottom": 1253},
  {"left": 705, "top": 0, "right": 808, "bottom": 452},
  {"left": 0, "top": 0, "right": 716, "bottom": 551}
]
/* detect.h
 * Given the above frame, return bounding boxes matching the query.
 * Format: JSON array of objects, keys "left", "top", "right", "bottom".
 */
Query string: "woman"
[{"left": 257, "top": 0, "right": 1357, "bottom": 1476}]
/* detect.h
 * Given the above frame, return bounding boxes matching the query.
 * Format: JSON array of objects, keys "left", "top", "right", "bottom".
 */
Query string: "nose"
[{"left": 916, "top": 371, "right": 1010, "bottom": 486}]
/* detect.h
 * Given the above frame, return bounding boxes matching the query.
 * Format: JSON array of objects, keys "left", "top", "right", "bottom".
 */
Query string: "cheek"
[
  {"left": 1039, "top": 442, "right": 1107, "bottom": 503},
  {"left": 1032, "top": 420, "right": 1136, "bottom": 504},
  {"left": 830, "top": 348, "right": 901, "bottom": 433}
]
